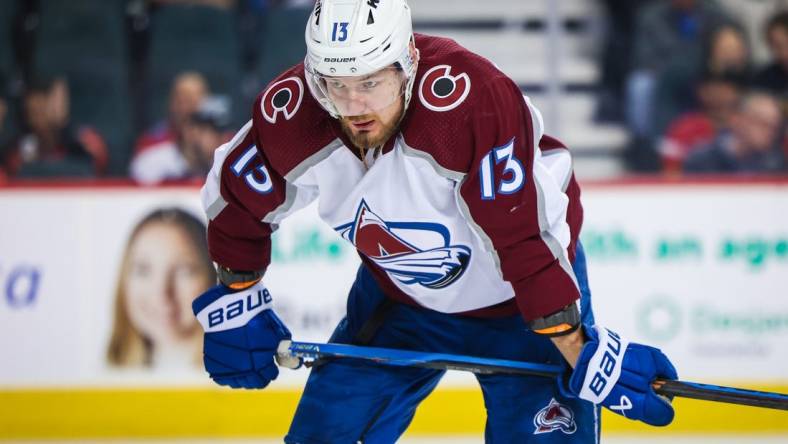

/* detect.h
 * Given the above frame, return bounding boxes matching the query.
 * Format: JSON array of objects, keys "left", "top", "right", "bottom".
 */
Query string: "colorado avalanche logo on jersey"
[
  {"left": 261, "top": 77, "right": 303, "bottom": 124},
  {"left": 418, "top": 65, "right": 471, "bottom": 112},
  {"left": 336, "top": 200, "right": 471, "bottom": 289},
  {"left": 533, "top": 398, "right": 577, "bottom": 435}
]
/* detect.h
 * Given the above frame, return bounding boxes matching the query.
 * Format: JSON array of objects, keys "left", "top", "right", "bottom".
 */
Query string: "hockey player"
[{"left": 192, "top": 0, "right": 678, "bottom": 441}]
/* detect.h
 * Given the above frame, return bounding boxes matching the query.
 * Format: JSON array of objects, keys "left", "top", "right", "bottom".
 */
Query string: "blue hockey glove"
[
  {"left": 563, "top": 325, "right": 678, "bottom": 426},
  {"left": 192, "top": 281, "right": 291, "bottom": 389}
]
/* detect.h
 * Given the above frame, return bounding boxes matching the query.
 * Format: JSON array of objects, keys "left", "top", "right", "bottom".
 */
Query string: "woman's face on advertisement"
[{"left": 124, "top": 222, "right": 209, "bottom": 343}]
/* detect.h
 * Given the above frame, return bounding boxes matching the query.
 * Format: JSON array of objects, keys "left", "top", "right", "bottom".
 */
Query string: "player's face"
[
  {"left": 325, "top": 68, "right": 406, "bottom": 149},
  {"left": 323, "top": 67, "right": 405, "bottom": 117},
  {"left": 339, "top": 94, "right": 404, "bottom": 151},
  {"left": 731, "top": 96, "right": 783, "bottom": 152},
  {"left": 768, "top": 27, "right": 788, "bottom": 69},
  {"left": 123, "top": 222, "right": 209, "bottom": 345},
  {"left": 169, "top": 76, "right": 207, "bottom": 128},
  {"left": 698, "top": 81, "right": 739, "bottom": 123},
  {"left": 183, "top": 122, "right": 224, "bottom": 173}
]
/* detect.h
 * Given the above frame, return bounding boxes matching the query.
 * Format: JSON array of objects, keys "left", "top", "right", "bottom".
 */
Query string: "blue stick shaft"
[
  {"left": 288, "top": 340, "right": 563, "bottom": 377},
  {"left": 286, "top": 341, "right": 788, "bottom": 411}
]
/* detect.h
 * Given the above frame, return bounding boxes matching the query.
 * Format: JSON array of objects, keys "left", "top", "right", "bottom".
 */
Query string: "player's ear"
[{"left": 409, "top": 40, "right": 420, "bottom": 67}]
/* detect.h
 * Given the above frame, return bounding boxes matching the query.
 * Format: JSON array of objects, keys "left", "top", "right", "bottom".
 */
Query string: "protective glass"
[{"left": 311, "top": 67, "right": 407, "bottom": 117}]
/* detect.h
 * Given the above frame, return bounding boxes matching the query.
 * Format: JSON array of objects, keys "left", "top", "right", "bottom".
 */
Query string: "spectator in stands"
[
  {"left": 684, "top": 92, "right": 785, "bottom": 173},
  {"left": 595, "top": 0, "right": 657, "bottom": 123},
  {"left": 622, "top": 0, "right": 737, "bottom": 171},
  {"left": 0, "top": 89, "right": 7, "bottom": 142},
  {"left": 659, "top": 69, "right": 746, "bottom": 174},
  {"left": 181, "top": 96, "right": 231, "bottom": 179},
  {"left": 131, "top": 72, "right": 209, "bottom": 184},
  {"left": 705, "top": 23, "right": 752, "bottom": 76},
  {"left": 107, "top": 207, "right": 215, "bottom": 370},
  {"left": 0, "top": 93, "right": 8, "bottom": 182},
  {"left": 753, "top": 11, "right": 788, "bottom": 107},
  {"left": 3, "top": 76, "right": 107, "bottom": 178},
  {"left": 652, "top": 23, "right": 751, "bottom": 145},
  {"left": 626, "top": 0, "right": 734, "bottom": 140},
  {"left": 0, "top": 93, "right": 6, "bottom": 137}
]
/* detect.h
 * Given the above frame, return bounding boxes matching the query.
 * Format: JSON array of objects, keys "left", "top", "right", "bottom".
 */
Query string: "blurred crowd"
[
  {"left": 0, "top": 0, "right": 786, "bottom": 183},
  {"left": 0, "top": 0, "right": 312, "bottom": 183},
  {"left": 598, "top": 0, "right": 787, "bottom": 175}
]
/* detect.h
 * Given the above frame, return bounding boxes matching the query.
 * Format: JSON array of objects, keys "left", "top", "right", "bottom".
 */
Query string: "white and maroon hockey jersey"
[{"left": 201, "top": 34, "right": 584, "bottom": 322}]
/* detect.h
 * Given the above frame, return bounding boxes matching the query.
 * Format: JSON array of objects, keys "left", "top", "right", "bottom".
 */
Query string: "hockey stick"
[{"left": 277, "top": 340, "right": 788, "bottom": 411}]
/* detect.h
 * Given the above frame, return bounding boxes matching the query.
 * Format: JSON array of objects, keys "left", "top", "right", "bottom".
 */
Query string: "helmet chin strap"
[{"left": 400, "top": 46, "right": 420, "bottom": 116}]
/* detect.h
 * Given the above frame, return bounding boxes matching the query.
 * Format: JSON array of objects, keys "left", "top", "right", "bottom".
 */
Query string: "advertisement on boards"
[
  {"left": 582, "top": 185, "right": 788, "bottom": 381},
  {"left": 1, "top": 183, "right": 786, "bottom": 389},
  {"left": 0, "top": 188, "right": 357, "bottom": 387}
]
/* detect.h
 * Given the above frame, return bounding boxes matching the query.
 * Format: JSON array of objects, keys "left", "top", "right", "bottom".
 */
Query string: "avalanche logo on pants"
[
  {"left": 533, "top": 398, "right": 577, "bottom": 435},
  {"left": 336, "top": 200, "right": 471, "bottom": 289}
]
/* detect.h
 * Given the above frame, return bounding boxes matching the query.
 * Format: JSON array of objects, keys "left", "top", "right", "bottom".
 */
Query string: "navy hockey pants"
[{"left": 286, "top": 243, "right": 599, "bottom": 443}]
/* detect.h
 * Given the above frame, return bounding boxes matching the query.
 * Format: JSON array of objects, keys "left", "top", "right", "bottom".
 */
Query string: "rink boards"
[{"left": 1, "top": 180, "right": 787, "bottom": 438}]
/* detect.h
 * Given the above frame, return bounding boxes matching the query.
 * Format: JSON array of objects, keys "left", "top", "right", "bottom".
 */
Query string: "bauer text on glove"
[
  {"left": 563, "top": 325, "right": 678, "bottom": 426},
  {"left": 192, "top": 281, "right": 291, "bottom": 389}
]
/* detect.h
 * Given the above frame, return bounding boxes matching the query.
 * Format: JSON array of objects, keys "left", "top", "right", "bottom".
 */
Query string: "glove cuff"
[
  {"left": 217, "top": 266, "right": 264, "bottom": 290},
  {"left": 571, "top": 324, "right": 630, "bottom": 404},
  {"left": 193, "top": 281, "right": 274, "bottom": 332}
]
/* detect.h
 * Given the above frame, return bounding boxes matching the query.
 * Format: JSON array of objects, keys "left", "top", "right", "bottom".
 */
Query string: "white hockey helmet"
[{"left": 304, "top": 0, "right": 418, "bottom": 118}]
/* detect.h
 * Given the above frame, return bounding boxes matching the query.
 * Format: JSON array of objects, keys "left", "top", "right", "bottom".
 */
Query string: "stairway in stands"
[{"left": 411, "top": 0, "right": 628, "bottom": 179}]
